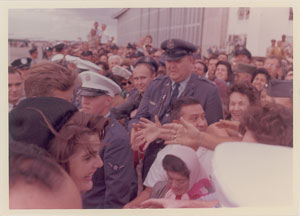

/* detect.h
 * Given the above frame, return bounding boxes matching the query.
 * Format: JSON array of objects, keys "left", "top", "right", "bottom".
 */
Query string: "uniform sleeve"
[
  {"left": 128, "top": 82, "right": 154, "bottom": 130},
  {"left": 103, "top": 134, "right": 136, "bottom": 208},
  {"left": 204, "top": 86, "right": 223, "bottom": 125},
  {"left": 111, "top": 96, "right": 136, "bottom": 120}
]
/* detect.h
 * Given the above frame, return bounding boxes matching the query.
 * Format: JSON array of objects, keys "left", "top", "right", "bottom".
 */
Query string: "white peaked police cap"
[
  {"left": 51, "top": 55, "right": 102, "bottom": 73},
  {"left": 79, "top": 71, "right": 121, "bottom": 97},
  {"left": 211, "top": 142, "right": 292, "bottom": 207},
  {"left": 111, "top": 65, "right": 131, "bottom": 79}
]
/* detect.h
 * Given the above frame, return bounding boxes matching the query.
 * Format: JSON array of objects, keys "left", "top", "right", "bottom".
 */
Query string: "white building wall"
[
  {"left": 227, "top": 7, "right": 293, "bottom": 57},
  {"left": 115, "top": 8, "right": 229, "bottom": 57}
]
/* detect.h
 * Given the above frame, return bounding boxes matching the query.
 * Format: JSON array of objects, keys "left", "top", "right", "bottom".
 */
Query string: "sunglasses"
[{"left": 122, "top": 81, "right": 132, "bottom": 86}]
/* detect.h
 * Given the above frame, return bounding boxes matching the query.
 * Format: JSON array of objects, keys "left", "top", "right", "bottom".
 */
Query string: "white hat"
[
  {"left": 74, "top": 58, "right": 102, "bottom": 73},
  {"left": 212, "top": 142, "right": 292, "bottom": 207},
  {"left": 51, "top": 55, "right": 102, "bottom": 73},
  {"left": 51, "top": 54, "right": 64, "bottom": 62},
  {"left": 79, "top": 71, "right": 121, "bottom": 97},
  {"left": 111, "top": 65, "right": 131, "bottom": 79}
]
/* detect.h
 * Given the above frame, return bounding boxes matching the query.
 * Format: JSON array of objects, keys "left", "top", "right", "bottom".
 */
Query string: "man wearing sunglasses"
[{"left": 112, "top": 56, "right": 158, "bottom": 123}]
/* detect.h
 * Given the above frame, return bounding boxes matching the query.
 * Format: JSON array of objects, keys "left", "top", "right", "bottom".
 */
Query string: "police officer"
[
  {"left": 129, "top": 38, "right": 223, "bottom": 181},
  {"left": 111, "top": 56, "right": 158, "bottom": 124},
  {"left": 11, "top": 57, "right": 32, "bottom": 78},
  {"left": 79, "top": 71, "right": 137, "bottom": 208},
  {"left": 29, "top": 47, "right": 38, "bottom": 65}
]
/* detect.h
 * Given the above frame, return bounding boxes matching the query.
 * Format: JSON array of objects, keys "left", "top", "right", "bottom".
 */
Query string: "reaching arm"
[
  {"left": 123, "top": 187, "right": 152, "bottom": 208},
  {"left": 139, "top": 198, "right": 219, "bottom": 208}
]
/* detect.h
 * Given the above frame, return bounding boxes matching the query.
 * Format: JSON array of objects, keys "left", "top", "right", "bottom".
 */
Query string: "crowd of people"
[{"left": 8, "top": 21, "right": 293, "bottom": 209}]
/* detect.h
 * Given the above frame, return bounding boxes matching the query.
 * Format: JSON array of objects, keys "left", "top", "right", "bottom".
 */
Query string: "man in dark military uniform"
[
  {"left": 79, "top": 71, "right": 137, "bottom": 209},
  {"left": 111, "top": 56, "right": 158, "bottom": 125},
  {"left": 29, "top": 47, "right": 38, "bottom": 65},
  {"left": 129, "top": 38, "right": 223, "bottom": 182}
]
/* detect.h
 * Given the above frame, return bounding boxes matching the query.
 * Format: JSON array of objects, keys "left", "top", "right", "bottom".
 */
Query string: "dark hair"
[
  {"left": 228, "top": 82, "right": 259, "bottom": 106},
  {"left": 170, "top": 97, "right": 202, "bottom": 121},
  {"left": 251, "top": 68, "right": 271, "bottom": 83},
  {"left": 134, "top": 63, "right": 156, "bottom": 75},
  {"left": 162, "top": 154, "right": 190, "bottom": 178},
  {"left": 239, "top": 103, "right": 293, "bottom": 147},
  {"left": 8, "top": 66, "right": 22, "bottom": 77},
  {"left": 25, "top": 62, "right": 77, "bottom": 98},
  {"left": 194, "top": 60, "right": 208, "bottom": 73},
  {"left": 9, "top": 141, "right": 66, "bottom": 191},
  {"left": 208, "top": 56, "right": 218, "bottom": 63},
  {"left": 46, "top": 112, "right": 108, "bottom": 172},
  {"left": 216, "top": 60, "right": 232, "bottom": 82},
  {"left": 95, "top": 61, "right": 109, "bottom": 71}
]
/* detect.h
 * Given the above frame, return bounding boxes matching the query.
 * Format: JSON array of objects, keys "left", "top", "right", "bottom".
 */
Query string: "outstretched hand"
[
  {"left": 131, "top": 116, "right": 164, "bottom": 151},
  {"left": 163, "top": 117, "right": 201, "bottom": 149}
]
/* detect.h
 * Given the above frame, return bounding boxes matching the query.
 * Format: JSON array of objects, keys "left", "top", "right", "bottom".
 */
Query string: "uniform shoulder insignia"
[{"left": 108, "top": 162, "right": 125, "bottom": 171}]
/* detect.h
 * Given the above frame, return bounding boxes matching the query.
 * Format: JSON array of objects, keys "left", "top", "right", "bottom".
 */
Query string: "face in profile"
[
  {"left": 166, "top": 170, "right": 189, "bottom": 196},
  {"left": 8, "top": 72, "right": 23, "bottom": 105},
  {"left": 229, "top": 92, "right": 250, "bottom": 121},
  {"left": 68, "top": 133, "right": 103, "bottom": 193}
]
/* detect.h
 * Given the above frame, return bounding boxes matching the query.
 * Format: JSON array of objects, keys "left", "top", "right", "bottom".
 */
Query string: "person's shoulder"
[
  {"left": 191, "top": 73, "right": 217, "bottom": 87},
  {"left": 152, "top": 74, "right": 169, "bottom": 83},
  {"left": 105, "top": 117, "right": 130, "bottom": 140}
]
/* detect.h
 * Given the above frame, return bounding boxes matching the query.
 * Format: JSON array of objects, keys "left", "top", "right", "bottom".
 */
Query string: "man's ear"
[{"left": 104, "top": 95, "right": 113, "bottom": 106}]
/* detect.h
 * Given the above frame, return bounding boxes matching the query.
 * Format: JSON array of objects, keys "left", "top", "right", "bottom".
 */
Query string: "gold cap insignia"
[{"left": 167, "top": 39, "right": 175, "bottom": 49}]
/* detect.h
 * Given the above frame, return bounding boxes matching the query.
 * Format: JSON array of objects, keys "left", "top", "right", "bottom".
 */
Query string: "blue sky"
[{"left": 8, "top": 8, "right": 120, "bottom": 41}]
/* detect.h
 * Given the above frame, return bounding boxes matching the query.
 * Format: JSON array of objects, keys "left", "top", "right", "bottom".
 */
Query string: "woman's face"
[
  {"left": 252, "top": 73, "right": 267, "bottom": 92},
  {"left": 229, "top": 92, "right": 250, "bottom": 121},
  {"left": 167, "top": 171, "right": 189, "bottom": 196},
  {"left": 68, "top": 134, "right": 103, "bottom": 193},
  {"left": 215, "top": 64, "right": 228, "bottom": 81}
]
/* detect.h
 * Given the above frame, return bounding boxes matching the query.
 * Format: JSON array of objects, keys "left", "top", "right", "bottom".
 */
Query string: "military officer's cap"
[
  {"left": 235, "top": 46, "right": 252, "bottom": 60},
  {"left": 135, "top": 56, "right": 158, "bottom": 72},
  {"left": 29, "top": 47, "right": 37, "bottom": 55},
  {"left": 79, "top": 71, "right": 121, "bottom": 97},
  {"left": 11, "top": 57, "right": 32, "bottom": 70},
  {"left": 130, "top": 51, "right": 144, "bottom": 58},
  {"left": 81, "top": 50, "right": 93, "bottom": 56},
  {"left": 233, "top": 63, "right": 256, "bottom": 74},
  {"left": 45, "top": 46, "right": 53, "bottom": 51},
  {"left": 53, "top": 42, "right": 65, "bottom": 52},
  {"left": 127, "top": 43, "right": 136, "bottom": 49},
  {"left": 111, "top": 65, "right": 132, "bottom": 79},
  {"left": 110, "top": 44, "right": 119, "bottom": 50},
  {"left": 161, "top": 38, "right": 197, "bottom": 61},
  {"left": 267, "top": 79, "right": 292, "bottom": 98}
]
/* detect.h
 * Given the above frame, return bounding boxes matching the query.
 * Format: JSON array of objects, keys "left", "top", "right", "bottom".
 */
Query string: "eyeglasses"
[{"left": 121, "top": 81, "right": 132, "bottom": 86}]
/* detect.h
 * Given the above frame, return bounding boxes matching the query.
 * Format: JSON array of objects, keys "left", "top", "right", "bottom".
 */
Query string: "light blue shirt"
[{"left": 171, "top": 73, "right": 191, "bottom": 98}]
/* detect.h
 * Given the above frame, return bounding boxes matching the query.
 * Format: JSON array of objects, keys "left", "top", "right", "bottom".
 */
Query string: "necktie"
[{"left": 169, "top": 83, "right": 180, "bottom": 106}]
